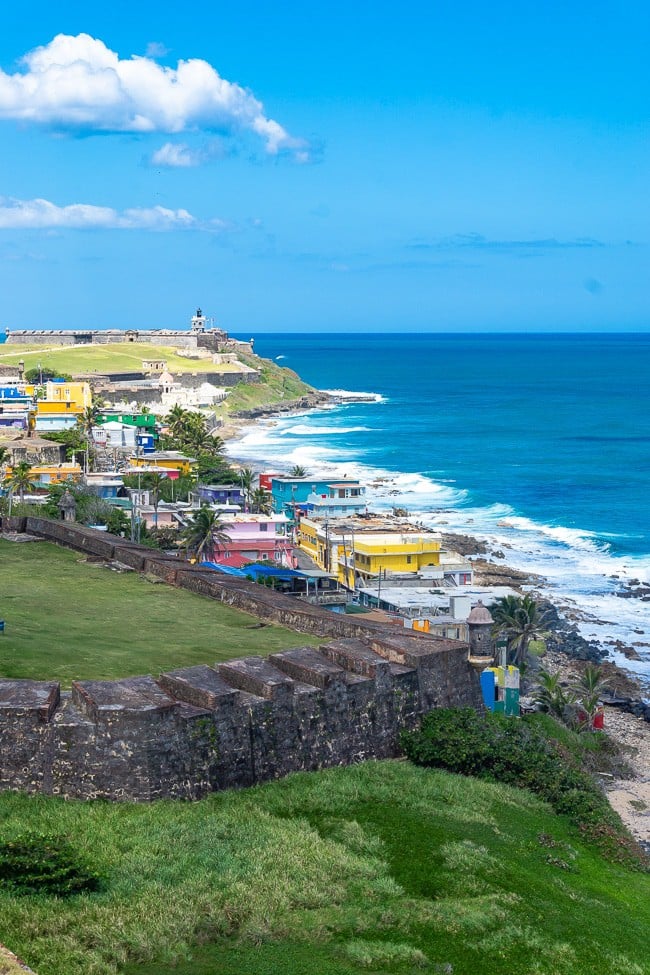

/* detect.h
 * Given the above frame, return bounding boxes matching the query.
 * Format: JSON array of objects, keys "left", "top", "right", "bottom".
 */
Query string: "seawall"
[{"left": 0, "top": 517, "right": 482, "bottom": 801}]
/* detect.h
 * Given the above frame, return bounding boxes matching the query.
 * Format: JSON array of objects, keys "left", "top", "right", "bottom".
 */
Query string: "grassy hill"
[
  {"left": 0, "top": 342, "right": 247, "bottom": 376},
  {"left": 0, "top": 341, "right": 315, "bottom": 415},
  {"left": 0, "top": 760, "right": 648, "bottom": 975},
  {"left": 0, "top": 540, "right": 317, "bottom": 685}
]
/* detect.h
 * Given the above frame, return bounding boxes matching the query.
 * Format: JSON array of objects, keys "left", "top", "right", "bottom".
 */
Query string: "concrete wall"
[{"left": 0, "top": 517, "right": 482, "bottom": 801}]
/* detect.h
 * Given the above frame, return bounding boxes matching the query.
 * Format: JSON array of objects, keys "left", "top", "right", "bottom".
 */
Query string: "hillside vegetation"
[{"left": 0, "top": 761, "right": 648, "bottom": 975}]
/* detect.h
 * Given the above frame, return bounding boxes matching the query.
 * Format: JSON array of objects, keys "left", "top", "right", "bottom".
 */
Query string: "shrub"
[
  {"left": 0, "top": 833, "right": 103, "bottom": 897},
  {"left": 401, "top": 709, "right": 645, "bottom": 867}
]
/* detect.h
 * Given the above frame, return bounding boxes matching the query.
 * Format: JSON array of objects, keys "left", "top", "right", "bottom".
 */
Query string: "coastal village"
[
  {"left": 1, "top": 314, "right": 650, "bottom": 975},
  {"left": 0, "top": 309, "right": 516, "bottom": 652}
]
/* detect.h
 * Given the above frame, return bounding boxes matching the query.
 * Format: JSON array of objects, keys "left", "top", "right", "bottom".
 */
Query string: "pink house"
[{"left": 216, "top": 513, "right": 294, "bottom": 567}]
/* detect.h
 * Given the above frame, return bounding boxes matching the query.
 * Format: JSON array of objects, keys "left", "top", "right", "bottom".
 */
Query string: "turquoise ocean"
[{"left": 231, "top": 333, "right": 650, "bottom": 684}]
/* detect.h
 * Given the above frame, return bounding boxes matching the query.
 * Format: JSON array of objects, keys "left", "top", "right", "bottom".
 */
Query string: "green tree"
[
  {"left": 251, "top": 487, "right": 272, "bottom": 514},
  {"left": 239, "top": 466, "right": 255, "bottom": 506},
  {"left": 491, "top": 594, "right": 550, "bottom": 667},
  {"left": 573, "top": 664, "right": 610, "bottom": 731},
  {"left": 534, "top": 668, "right": 576, "bottom": 721},
  {"left": 41, "top": 428, "right": 87, "bottom": 462},
  {"left": 5, "top": 461, "right": 35, "bottom": 504},
  {"left": 24, "top": 366, "right": 72, "bottom": 383},
  {"left": 181, "top": 506, "right": 231, "bottom": 563},
  {"left": 289, "top": 465, "right": 307, "bottom": 477}
]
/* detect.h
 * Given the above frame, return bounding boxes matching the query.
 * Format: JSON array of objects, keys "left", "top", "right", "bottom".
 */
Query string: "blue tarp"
[{"left": 201, "top": 561, "right": 317, "bottom": 582}]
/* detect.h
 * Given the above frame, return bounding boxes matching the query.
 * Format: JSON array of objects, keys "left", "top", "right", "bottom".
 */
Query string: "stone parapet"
[{"left": 0, "top": 517, "right": 482, "bottom": 800}]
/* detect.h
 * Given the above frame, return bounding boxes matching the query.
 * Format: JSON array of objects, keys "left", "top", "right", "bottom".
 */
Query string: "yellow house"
[
  {"left": 34, "top": 382, "right": 93, "bottom": 432},
  {"left": 3, "top": 462, "right": 82, "bottom": 488},
  {"left": 298, "top": 517, "right": 441, "bottom": 588},
  {"left": 37, "top": 382, "right": 93, "bottom": 413},
  {"left": 128, "top": 451, "right": 197, "bottom": 476}
]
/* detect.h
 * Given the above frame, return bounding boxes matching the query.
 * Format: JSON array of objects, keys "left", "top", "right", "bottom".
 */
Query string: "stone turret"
[
  {"left": 467, "top": 600, "right": 494, "bottom": 668},
  {"left": 58, "top": 489, "right": 77, "bottom": 522}
]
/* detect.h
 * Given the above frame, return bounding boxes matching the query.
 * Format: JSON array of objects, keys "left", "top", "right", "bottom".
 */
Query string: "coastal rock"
[
  {"left": 439, "top": 533, "right": 489, "bottom": 557},
  {"left": 539, "top": 600, "right": 607, "bottom": 663},
  {"left": 234, "top": 391, "right": 333, "bottom": 419}
]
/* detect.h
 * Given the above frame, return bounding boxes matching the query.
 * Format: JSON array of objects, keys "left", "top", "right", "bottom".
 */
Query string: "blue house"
[
  {"left": 271, "top": 476, "right": 367, "bottom": 520},
  {"left": 197, "top": 484, "right": 245, "bottom": 507}
]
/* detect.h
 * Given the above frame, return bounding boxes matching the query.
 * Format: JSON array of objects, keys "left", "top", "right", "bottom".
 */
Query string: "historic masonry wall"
[{"left": 0, "top": 517, "right": 482, "bottom": 801}]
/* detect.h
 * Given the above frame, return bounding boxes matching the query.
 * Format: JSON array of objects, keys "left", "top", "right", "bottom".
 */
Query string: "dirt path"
[{"left": 602, "top": 707, "right": 650, "bottom": 848}]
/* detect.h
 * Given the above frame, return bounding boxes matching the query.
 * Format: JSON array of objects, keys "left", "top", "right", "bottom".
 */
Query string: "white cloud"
[
  {"left": 0, "top": 196, "right": 223, "bottom": 231},
  {"left": 151, "top": 142, "right": 199, "bottom": 167},
  {"left": 151, "top": 139, "right": 229, "bottom": 168},
  {"left": 0, "top": 33, "right": 308, "bottom": 158},
  {"left": 145, "top": 41, "right": 169, "bottom": 59}
]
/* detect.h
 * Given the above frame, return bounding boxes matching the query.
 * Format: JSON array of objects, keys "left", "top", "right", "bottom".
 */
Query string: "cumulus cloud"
[
  {"left": 0, "top": 33, "right": 308, "bottom": 158},
  {"left": 151, "top": 139, "right": 228, "bottom": 167},
  {"left": 0, "top": 196, "right": 224, "bottom": 231}
]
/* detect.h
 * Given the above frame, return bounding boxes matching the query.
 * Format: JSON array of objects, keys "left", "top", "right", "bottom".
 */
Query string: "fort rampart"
[{"left": 0, "top": 517, "right": 481, "bottom": 801}]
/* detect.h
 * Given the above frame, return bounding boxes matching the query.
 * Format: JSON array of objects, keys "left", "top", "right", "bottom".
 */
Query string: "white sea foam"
[
  {"left": 323, "top": 388, "right": 387, "bottom": 403},
  {"left": 284, "top": 423, "right": 372, "bottom": 436}
]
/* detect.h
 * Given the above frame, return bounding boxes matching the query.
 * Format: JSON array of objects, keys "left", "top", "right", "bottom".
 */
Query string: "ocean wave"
[
  {"left": 323, "top": 388, "right": 387, "bottom": 403},
  {"left": 283, "top": 423, "right": 372, "bottom": 436}
]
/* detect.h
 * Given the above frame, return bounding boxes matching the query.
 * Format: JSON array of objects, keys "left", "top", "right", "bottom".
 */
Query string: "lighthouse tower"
[{"left": 190, "top": 307, "right": 208, "bottom": 333}]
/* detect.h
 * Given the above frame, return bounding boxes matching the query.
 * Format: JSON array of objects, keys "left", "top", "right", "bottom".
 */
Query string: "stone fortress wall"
[
  {"left": 0, "top": 517, "right": 482, "bottom": 801},
  {"left": 4, "top": 329, "right": 227, "bottom": 352}
]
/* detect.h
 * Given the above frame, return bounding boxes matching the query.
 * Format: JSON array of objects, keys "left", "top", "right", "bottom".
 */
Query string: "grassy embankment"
[
  {"left": 0, "top": 760, "right": 648, "bottom": 975},
  {"left": 0, "top": 540, "right": 317, "bottom": 685},
  {"left": 0, "top": 343, "right": 314, "bottom": 418}
]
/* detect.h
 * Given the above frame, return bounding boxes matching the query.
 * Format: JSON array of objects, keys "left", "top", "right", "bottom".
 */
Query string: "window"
[
  {"left": 260, "top": 523, "right": 268, "bottom": 532},
  {"left": 406, "top": 555, "right": 412, "bottom": 564}
]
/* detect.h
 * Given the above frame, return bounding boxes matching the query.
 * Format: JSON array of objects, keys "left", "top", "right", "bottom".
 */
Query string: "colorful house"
[
  {"left": 217, "top": 513, "right": 293, "bottom": 566},
  {"left": 34, "top": 381, "right": 92, "bottom": 432},
  {"left": 6, "top": 462, "right": 83, "bottom": 488},
  {"left": 197, "top": 484, "right": 245, "bottom": 507},
  {"left": 271, "top": 476, "right": 367, "bottom": 519},
  {"left": 128, "top": 451, "right": 197, "bottom": 476},
  {"left": 298, "top": 517, "right": 442, "bottom": 588}
]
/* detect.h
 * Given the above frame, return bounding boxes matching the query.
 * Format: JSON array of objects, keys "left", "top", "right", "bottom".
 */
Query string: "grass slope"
[
  {"left": 0, "top": 540, "right": 316, "bottom": 685},
  {"left": 0, "top": 762, "right": 648, "bottom": 975},
  {"left": 0, "top": 343, "right": 246, "bottom": 376}
]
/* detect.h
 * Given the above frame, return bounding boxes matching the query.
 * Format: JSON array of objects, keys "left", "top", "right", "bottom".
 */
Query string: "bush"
[
  {"left": 401, "top": 709, "right": 645, "bottom": 867},
  {"left": 0, "top": 833, "right": 103, "bottom": 897}
]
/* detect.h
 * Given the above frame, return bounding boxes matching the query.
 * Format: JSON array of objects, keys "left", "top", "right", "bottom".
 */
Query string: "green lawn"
[
  {"left": 0, "top": 540, "right": 317, "bottom": 685},
  {"left": 0, "top": 342, "right": 250, "bottom": 376},
  {"left": 0, "top": 761, "right": 648, "bottom": 975}
]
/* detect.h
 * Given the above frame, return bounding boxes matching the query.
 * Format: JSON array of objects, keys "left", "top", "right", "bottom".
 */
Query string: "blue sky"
[{"left": 0, "top": 1, "right": 648, "bottom": 332}]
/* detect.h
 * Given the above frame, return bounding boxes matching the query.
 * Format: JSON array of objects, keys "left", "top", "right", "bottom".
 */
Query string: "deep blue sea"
[{"left": 231, "top": 333, "right": 650, "bottom": 680}]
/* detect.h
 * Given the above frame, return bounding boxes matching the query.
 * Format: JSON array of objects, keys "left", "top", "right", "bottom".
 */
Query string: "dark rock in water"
[
  {"left": 539, "top": 599, "right": 607, "bottom": 663},
  {"left": 439, "top": 533, "right": 489, "bottom": 556}
]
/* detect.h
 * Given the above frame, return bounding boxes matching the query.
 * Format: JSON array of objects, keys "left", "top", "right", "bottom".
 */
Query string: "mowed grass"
[
  {"left": 0, "top": 540, "right": 317, "bottom": 684},
  {"left": 0, "top": 761, "right": 648, "bottom": 975},
  {"left": 0, "top": 342, "right": 243, "bottom": 376}
]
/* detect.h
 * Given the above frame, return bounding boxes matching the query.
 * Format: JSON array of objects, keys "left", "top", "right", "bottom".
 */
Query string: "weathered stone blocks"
[{"left": 0, "top": 518, "right": 482, "bottom": 800}]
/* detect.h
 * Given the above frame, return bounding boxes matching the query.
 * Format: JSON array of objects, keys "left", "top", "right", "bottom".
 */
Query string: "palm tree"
[
  {"left": 534, "top": 668, "right": 576, "bottom": 721},
  {"left": 142, "top": 472, "right": 168, "bottom": 528},
  {"left": 290, "top": 465, "right": 307, "bottom": 477},
  {"left": 239, "top": 467, "right": 255, "bottom": 507},
  {"left": 573, "top": 664, "right": 610, "bottom": 730},
  {"left": 4, "top": 461, "right": 35, "bottom": 512},
  {"left": 181, "top": 506, "right": 231, "bottom": 563},
  {"left": 76, "top": 404, "right": 102, "bottom": 472},
  {"left": 251, "top": 487, "right": 272, "bottom": 514},
  {"left": 491, "top": 594, "right": 549, "bottom": 667}
]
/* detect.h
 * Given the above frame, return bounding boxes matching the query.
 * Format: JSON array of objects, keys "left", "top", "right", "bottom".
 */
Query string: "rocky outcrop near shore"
[{"left": 233, "top": 391, "right": 333, "bottom": 419}]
